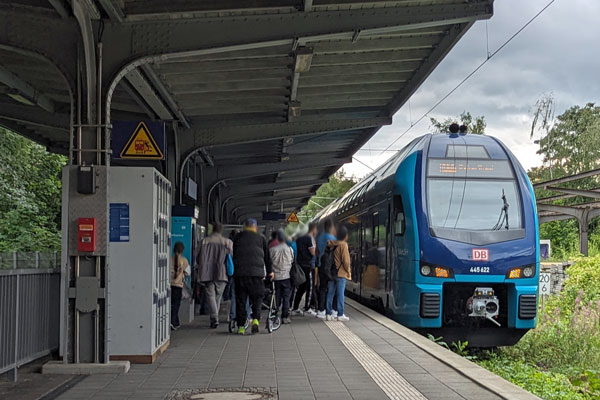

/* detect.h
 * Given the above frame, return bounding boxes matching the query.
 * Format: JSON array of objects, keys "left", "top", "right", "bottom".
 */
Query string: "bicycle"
[{"left": 263, "top": 280, "right": 281, "bottom": 333}]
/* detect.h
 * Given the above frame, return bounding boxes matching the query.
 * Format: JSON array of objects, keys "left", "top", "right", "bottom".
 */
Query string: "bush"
[
  {"left": 493, "top": 256, "right": 600, "bottom": 398},
  {"left": 478, "top": 355, "right": 587, "bottom": 400}
]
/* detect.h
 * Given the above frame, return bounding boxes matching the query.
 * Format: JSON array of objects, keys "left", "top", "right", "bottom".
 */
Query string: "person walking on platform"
[
  {"left": 292, "top": 222, "right": 318, "bottom": 316},
  {"left": 326, "top": 225, "right": 351, "bottom": 322},
  {"left": 270, "top": 230, "right": 295, "bottom": 324},
  {"left": 268, "top": 231, "right": 279, "bottom": 248},
  {"left": 171, "top": 241, "right": 190, "bottom": 330},
  {"left": 233, "top": 219, "right": 274, "bottom": 334},
  {"left": 197, "top": 223, "right": 233, "bottom": 329},
  {"left": 315, "top": 219, "right": 336, "bottom": 319}
]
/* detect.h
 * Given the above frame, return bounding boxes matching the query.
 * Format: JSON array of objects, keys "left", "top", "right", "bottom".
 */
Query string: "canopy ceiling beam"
[{"left": 181, "top": 117, "right": 390, "bottom": 149}]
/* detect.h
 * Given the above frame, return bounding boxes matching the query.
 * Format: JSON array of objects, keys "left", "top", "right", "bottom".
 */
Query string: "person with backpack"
[
  {"left": 315, "top": 219, "right": 336, "bottom": 319},
  {"left": 325, "top": 225, "right": 351, "bottom": 321},
  {"left": 171, "top": 241, "right": 190, "bottom": 330}
]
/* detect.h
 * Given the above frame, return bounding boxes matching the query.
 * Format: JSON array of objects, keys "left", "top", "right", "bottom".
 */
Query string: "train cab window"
[
  {"left": 426, "top": 158, "right": 523, "bottom": 233},
  {"left": 445, "top": 145, "right": 489, "bottom": 159}
]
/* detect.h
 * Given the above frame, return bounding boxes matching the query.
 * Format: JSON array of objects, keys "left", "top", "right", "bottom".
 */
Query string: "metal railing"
[{"left": 0, "top": 252, "right": 61, "bottom": 381}]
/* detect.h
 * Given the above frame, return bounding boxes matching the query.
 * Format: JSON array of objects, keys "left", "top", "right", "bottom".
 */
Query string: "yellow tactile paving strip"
[{"left": 325, "top": 320, "right": 428, "bottom": 400}]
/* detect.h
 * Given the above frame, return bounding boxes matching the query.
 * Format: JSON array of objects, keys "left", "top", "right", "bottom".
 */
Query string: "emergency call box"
[{"left": 77, "top": 217, "right": 96, "bottom": 252}]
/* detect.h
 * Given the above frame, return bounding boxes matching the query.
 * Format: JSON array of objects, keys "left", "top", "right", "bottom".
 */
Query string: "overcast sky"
[{"left": 343, "top": 0, "right": 600, "bottom": 178}]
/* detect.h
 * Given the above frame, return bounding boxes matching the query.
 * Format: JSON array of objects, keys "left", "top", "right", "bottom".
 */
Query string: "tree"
[
  {"left": 0, "top": 127, "right": 66, "bottom": 251},
  {"left": 533, "top": 101, "right": 600, "bottom": 177},
  {"left": 297, "top": 171, "right": 356, "bottom": 224},
  {"left": 528, "top": 97, "right": 600, "bottom": 257},
  {"left": 429, "top": 111, "right": 486, "bottom": 134}
]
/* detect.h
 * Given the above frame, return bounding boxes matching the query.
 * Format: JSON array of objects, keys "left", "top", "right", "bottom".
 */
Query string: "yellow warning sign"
[
  {"left": 287, "top": 211, "right": 300, "bottom": 223},
  {"left": 120, "top": 122, "right": 164, "bottom": 159}
]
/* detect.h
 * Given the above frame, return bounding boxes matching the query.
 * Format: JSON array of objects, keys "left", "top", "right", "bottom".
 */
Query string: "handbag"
[
  {"left": 290, "top": 261, "right": 306, "bottom": 287},
  {"left": 226, "top": 253, "right": 234, "bottom": 277}
]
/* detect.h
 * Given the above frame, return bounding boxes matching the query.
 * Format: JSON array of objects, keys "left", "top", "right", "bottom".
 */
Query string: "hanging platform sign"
[{"left": 111, "top": 121, "right": 165, "bottom": 160}]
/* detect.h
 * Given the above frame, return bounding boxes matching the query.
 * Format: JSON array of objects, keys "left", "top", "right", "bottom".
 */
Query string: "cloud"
[{"left": 346, "top": 0, "right": 600, "bottom": 178}]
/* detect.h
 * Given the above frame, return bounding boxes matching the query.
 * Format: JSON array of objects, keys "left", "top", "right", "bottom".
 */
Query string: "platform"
[{"left": 53, "top": 299, "right": 538, "bottom": 400}]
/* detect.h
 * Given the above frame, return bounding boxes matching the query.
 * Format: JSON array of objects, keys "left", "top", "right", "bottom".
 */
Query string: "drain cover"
[
  {"left": 190, "top": 394, "right": 265, "bottom": 400},
  {"left": 168, "top": 389, "right": 276, "bottom": 400}
]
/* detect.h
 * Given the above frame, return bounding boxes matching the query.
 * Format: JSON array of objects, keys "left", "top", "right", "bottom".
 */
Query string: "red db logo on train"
[{"left": 472, "top": 249, "right": 489, "bottom": 261}]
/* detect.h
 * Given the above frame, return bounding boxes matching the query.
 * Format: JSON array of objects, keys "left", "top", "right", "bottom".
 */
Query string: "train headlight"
[
  {"left": 420, "top": 265, "right": 432, "bottom": 276},
  {"left": 523, "top": 266, "right": 534, "bottom": 278}
]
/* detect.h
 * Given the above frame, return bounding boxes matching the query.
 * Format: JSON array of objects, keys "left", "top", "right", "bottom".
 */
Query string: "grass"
[{"left": 480, "top": 256, "right": 600, "bottom": 400}]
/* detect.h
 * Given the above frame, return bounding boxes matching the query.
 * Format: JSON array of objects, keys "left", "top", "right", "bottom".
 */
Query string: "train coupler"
[{"left": 466, "top": 287, "right": 501, "bottom": 327}]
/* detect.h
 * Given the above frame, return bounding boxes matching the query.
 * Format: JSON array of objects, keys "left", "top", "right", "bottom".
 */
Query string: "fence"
[{"left": 0, "top": 252, "right": 61, "bottom": 381}]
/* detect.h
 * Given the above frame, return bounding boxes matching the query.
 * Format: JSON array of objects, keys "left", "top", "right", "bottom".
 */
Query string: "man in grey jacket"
[{"left": 197, "top": 223, "right": 233, "bottom": 329}]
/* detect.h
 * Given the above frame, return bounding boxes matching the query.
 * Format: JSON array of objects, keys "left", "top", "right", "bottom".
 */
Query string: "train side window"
[
  {"left": 372, "top": 212, "right": 379, "bottom": 246},
  {"left": 394, "top": 195, "right": 405, "bottom": 236}
]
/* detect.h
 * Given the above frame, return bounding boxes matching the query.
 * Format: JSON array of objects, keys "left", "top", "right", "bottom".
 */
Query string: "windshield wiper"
[{"left": 492, "top": 189, "right": 510, "bottom": 230}]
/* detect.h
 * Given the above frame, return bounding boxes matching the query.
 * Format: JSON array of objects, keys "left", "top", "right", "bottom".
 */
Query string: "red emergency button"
[{"left": 78, "top": 217, "right": 96, "bottom": 252}]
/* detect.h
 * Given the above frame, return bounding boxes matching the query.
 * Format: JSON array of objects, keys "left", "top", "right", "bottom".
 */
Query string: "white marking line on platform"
[{"left": 325, "top": 321, "right": 427, "bottom": 400}]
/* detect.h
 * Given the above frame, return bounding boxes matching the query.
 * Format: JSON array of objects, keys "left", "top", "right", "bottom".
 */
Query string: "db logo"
[{"left": 472, "top": 249, "right": 489, "bottom": 261}]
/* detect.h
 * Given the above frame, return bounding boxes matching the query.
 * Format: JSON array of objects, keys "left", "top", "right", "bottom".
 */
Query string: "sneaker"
[
  {"left": 326, "top": 314, "right": 335, "bottom": 321},
  {"left": 316, "top": 310, "right": 326, "bottom": 319},
  {"left": 170, "top": 323, "right": 176, "bottom": 331},
  {"left": 291, "top": 309, "right": 304, "bottom": 316},
  {"left": 251, "top": 319, "right": 260, "bottom": 334},
  {"left": 210, "top": 321, "right": 219, "bottom": 329},
  {"left": 332, "top": 310, "right": 338, "bottom": 318},
  {"left": 237, "top": 326, "right": 245, "bottom": 335},
  {"left": 304, "top": 308, "right": 317, "bottom": 316},
  {"left": 337, "top": 315, "right": 350, "bottom": 322},
  {"left": 282, "top": 317, "right": 291, "bottom": 324}
]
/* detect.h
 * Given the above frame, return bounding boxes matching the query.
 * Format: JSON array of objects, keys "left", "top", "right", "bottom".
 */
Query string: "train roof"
[{"left": 314, "top": 133, "right": 514, "bottom": 222}]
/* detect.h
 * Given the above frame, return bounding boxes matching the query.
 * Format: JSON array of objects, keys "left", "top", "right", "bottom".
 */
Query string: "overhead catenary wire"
[{"left": 376, "top": 0, "right": 557, "bottom": 158}]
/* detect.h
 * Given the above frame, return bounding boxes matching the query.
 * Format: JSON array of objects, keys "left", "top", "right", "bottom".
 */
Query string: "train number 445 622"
[{"left": 469, "top": 266, "right": 490, "bottom": 273}]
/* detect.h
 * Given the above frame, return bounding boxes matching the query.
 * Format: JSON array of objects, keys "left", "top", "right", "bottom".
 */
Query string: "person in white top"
[{"left": 269, "top": 230, "right": 295, "bottom": 324}]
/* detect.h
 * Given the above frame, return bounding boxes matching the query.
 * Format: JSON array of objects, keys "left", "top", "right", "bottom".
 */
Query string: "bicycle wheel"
[{"left": 228, "top": 320, "right": 236, "bottom": 333}]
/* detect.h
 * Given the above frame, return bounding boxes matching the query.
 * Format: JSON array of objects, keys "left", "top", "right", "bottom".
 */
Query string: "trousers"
[
  {"left": 275, "top": 279, "right": 292, "bottom": 318},
  {"left": 293, "top": 266, "right": 314, "bottom": 310},
  {"left": 170, "top": 286, "right": 182, "bottom": 327},
  {"left": 201, "top": 280, "right": 227, "bottom": 323},
  {"left": 235, "top": 276, "right": 265, "bottom": 327}
]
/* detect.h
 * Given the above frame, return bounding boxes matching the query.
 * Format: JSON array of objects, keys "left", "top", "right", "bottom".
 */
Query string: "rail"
[{"left": 0, "top": 252, "right": 61, "bottom": 381}]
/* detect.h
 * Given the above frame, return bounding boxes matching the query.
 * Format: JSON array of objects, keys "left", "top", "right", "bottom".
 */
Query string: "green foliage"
[
  {"left": 297, "top": 171, "right": 356, "bottom": 223},
  {"left": 479, "top": 257, "right": 600, "bottom": 399},
  {"left": 429, "top": 111, "right": 486, "bottom": 134},
  {"left": 478, "top": 355, "right": 587, "bottom": 400},
  {"left": 0, "top": 128, "right": 66, "bottom": 251},
  {"left": 528, "top": 99, "right": 600, "bottom": 258},
  {"left": 426, "top": 334, "right": 449, "bottom": 349}
]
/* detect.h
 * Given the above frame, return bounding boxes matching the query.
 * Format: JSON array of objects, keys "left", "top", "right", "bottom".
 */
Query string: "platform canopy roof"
[{"left": 0, "top": 0, "right": 493, "bottom": 220}]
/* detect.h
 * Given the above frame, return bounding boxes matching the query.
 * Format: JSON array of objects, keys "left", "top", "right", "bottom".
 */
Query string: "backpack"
[{"left": 321, "top": 245, "right": 338, "bottom": 281}]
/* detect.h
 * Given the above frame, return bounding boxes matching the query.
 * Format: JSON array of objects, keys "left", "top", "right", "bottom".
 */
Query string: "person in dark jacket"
[
  {"left": 292, "top": 222, "right": 318, "bottom": 315},
  {"left": 233, "top": 218, "right": 274, "bottom": 334}
]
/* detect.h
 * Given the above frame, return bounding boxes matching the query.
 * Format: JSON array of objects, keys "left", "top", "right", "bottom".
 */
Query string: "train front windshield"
[{"left": 426, "top": 158, "right": 522, "bottom": 231}]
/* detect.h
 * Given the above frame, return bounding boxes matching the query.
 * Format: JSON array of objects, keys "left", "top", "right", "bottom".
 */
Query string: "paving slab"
[{"left": 50, "top": 298, "right": 538, "bottom": 400}]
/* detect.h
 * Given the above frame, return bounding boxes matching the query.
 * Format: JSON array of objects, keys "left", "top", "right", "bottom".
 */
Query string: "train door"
[
  {"left": 360, "top": 212, "right": 373, "bottom": 300},
  {"left": 346, "top": 216, "right": 362, "bottom": 297},
  {"left": 386, "top": 202, "right": 393, "bottom": 294},
  {"left": 391, "top": 195, "right": 409, "bottom": 311}
]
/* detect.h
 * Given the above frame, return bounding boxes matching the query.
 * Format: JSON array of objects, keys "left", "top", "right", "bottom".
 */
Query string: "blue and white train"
[{"left": 315, "top": 132, "right": 539, "bottom": 347}]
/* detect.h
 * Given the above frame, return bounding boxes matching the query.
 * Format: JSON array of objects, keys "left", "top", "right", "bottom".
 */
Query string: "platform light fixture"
[
  {"left": 294, "top": 47, "right": 314, "bottom": 73},
  {"left": 6, "top": 89, "right": 35, "bottom": 106}
]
